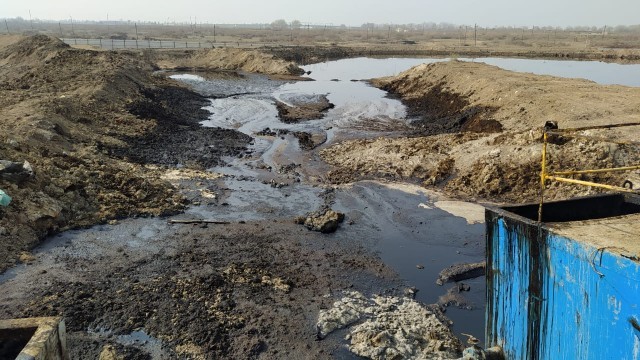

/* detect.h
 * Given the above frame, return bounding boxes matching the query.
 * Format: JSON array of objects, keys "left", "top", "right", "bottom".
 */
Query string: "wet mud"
[
  {"left": 109, "top": 85, "right": 252, "bottom": 169},
  {"left": 379, "top": 82, "right": 502, "bottom": 136},
  {"left": 0, "top": 54, "right": 489, "bottom": 358}
]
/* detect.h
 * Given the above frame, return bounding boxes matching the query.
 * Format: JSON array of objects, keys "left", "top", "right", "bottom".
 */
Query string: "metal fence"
[{"left": 60, "top": 38, "right": 262, "bottom": 50}]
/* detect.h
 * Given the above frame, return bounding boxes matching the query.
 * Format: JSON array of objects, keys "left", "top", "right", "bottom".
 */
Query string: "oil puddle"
[
  {"left": 168, "top": 58, "right": 490, "bottom": 343},
  {"left": 90, "top": 327, "right": 168, "bottom": 358},
  {"left": 332, "top": 181, "right": 486, "bottom": 342}
]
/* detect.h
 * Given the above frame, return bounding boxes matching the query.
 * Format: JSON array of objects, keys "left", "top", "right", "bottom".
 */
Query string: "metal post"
[
  {"left": 474, "top": 24, "right": 477, "bottom": 46},
  {"left": 135, "top": 23, "right": 139, "bottom": 49},
  {"left": 538, "top": 131, "right": 548, "bottom": 223}
]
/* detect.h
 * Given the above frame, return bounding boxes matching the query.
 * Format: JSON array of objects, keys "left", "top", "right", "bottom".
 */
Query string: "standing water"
[{"left": 170, "top": 56, "right": 640, "bottom": 344}]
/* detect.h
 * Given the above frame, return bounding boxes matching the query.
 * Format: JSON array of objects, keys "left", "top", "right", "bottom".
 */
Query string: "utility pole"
[
  {"left": 29, "top": 10, "right": 34, "bottom": 31},
  {"left": 388, "top": 25, "right": 391, "bottom": 41},
  {"left": 70, "top": 16, "right": 75, "bottom": 36},
  {"left": 59, "top": 22, "right": 63, "bottom": 36},
  {"left": 602, "top": 25, "right": 607, "bottom": 39},
  {"left": 4, "top": 19, "right": 9, "bottom": 34}
]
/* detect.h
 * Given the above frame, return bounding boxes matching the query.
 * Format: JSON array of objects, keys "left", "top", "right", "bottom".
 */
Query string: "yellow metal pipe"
[
  {"left": 550, "top": 165, "right": 640, "bottom": 176},
  {"left": 544, "top": 132, "right": 640, "bottom": 146},
  {"left": 547, "top": 122, "right": 640, "bottom": 133},
  {"left": 546, "top": 175, "right": 639, "bottom": 193}
]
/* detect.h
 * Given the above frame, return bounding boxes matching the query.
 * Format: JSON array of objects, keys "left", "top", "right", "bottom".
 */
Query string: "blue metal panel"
[{"left": 486, "top": 210, "right": 640, "bottom": 360}]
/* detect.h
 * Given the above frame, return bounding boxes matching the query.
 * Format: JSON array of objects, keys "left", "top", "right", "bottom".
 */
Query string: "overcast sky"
[{"left": 4, "top": 0, "right": 639, "bottom": 27}]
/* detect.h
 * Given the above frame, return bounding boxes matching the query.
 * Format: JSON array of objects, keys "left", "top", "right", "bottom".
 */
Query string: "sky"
[{"left": 3, "top": 0, "right": 639, "bottom": 27}]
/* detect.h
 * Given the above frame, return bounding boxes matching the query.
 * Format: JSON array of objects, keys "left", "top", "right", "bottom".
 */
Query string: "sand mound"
[
  {"left": 324, "top": 61, "right": 640, "bottom": 203},
  {"left": 156, "top": 47, "right": 304, "bottom": 75}
]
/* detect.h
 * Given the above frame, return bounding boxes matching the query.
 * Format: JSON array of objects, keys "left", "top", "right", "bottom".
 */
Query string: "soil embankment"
[
  {"left": 0, "top": 35, "right": 302, "bottom": 271},
  {"left": 322, "top": 60, "right": 640, "bottom": 203},
  {"left": 150, "top": 47, "right": 305, "bottom": 77},
  {"left": 266, "top": 45, "right": 640, "bottom": 65}
]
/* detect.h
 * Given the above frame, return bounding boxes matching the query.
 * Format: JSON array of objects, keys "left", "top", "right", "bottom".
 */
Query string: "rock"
[
  {"left": 404, "top": 286, "right": 418, "bottom": 299},
  {"left": 437, "top": 261, "right": 486, "bottom": 286},
  {"left": 302, "top": 209, "right": 345, "bottom": 233},
  {"left": 462, "top": 345, "right": 505, "bottom": 360},
  {"left": 19, "top": 251, "right": 36, "bottom": 264},
  {"left": 0, "top": 160, "right": 34, "bottom": 183},
  {"left": 416, "top": 264, "right": 425, "bottom": 269},
  {"left": 99, "top": 344, "right": 124, "bottom": 360}
]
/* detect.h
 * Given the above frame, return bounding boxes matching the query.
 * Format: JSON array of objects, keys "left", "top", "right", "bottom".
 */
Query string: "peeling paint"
[{"left": 486, "top": 206, "right": 640, "bottom": 360}]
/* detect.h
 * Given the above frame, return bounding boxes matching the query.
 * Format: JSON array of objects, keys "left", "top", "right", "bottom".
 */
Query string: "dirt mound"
[
  {"left": 0, "top": 34, "right": 68, "bottom": 68},
  {"left": 0, "top": 36, "right": 252, "bottom": 271},
  {"left": 373, "top": 61, "right": 640, "bottom": 133},
  {"left": 324, "top": 61, "right": 640, "bottom": 203},
  {"left": 276, "top": 94, "right": 335, "bottom": 123},
  {"left": 267, "top": 46, "right": 353, "bottom": 64},
  {"left": 154, "top": 47, "right": 304, "bottom": 75}
]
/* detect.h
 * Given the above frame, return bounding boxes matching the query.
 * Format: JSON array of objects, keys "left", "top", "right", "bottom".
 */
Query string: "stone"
[
  {"left": 0, "top": 160, "right": 34, "bottom": 184},
  {"left": 302, "top": 209, "right": 345, "bottom": 233},
  {"left": 99, "top": 344, "right": 124, "bottom": 360},
  {"left": 18, "top": 251, "right": 36, "bottom": 264}
]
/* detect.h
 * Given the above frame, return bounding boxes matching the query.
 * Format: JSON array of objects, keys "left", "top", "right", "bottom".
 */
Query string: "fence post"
[{"left": 135, "top": 23, "right": 139, "bottom": 49}]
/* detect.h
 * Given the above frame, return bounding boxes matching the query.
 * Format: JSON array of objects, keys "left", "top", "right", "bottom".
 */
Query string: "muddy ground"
[
  {"left": 7, "top": 216, "right": 401, "bottom": 359},
  {"left": 322, "top": 61, "right": 640, "bottom": 203},
  {"left": 0, "top": 34, "right": 639, "bottom": 359}
]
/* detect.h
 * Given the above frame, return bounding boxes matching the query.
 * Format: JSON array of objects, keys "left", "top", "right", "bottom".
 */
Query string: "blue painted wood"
[{"left": 486, "top": 210, "right": 640, "bottom": 360}]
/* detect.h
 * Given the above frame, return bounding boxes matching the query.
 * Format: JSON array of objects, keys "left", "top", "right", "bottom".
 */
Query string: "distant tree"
[
  {"left": 291, "top": 20, "right": 302, "bottom": 29},
  {"left": 271, "top": 19, "right": 288, "bottom": 30}
]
